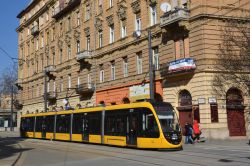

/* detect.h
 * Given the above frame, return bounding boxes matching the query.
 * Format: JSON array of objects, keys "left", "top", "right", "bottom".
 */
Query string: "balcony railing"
[
  {"left": 31, "top": 25, "right": 39, "bottom": 36},
  {"left": 160, "top": 8, "right": 189, "bottom": 27},
  {"left": 52, "top": 0, "right": 81, "bottom": 19},
  {"left": 76, "top": 50, "right": 93, "bottom": 61},
  {"left": 75, "top": 83, "right": 95, "bottom": 94}
]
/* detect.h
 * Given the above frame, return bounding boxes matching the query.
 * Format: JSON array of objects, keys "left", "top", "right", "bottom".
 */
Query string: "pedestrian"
[
  {"left": 193, "top": 120, "right": 201, "bottom": 143},
  {"left": 185, "top": 122, "right": 194, "bottom": 144}
]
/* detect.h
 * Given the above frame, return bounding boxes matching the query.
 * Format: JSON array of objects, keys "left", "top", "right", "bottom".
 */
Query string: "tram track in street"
[{"left": 19, "top": 139, "right": 232, "bottom": 166}]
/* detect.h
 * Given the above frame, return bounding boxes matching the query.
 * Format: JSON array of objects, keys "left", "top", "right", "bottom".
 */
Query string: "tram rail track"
[{"left": 21, "top": 139, "right": 250, "bottom": 166}]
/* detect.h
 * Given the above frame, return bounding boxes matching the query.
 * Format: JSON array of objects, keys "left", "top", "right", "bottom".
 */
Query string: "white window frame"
[
  {"left": 86, "top": 36, "right": 90, "bottom": 51},
  {"left": 47, "top": 82, "right": 50, "bottom": 92},
  {"left": 153, "top": 47, "right": 159, "bottom": 70},
  {"left": 87, "top": 74, "right": 92, "bottom": 88},
  {"left": 41, "top": 35, "right": 44, "bottom": 48},
  {"left": 85, "top": 5, "right": 90, "bottom": 21},
  {"left": 77, "top": 76, "right": 80, "bottom": 86},
  {"left": 109, "top": 0, "right": 113, "bottom": 8},
  {"left": 150, "top": 6, "right": 157, "bottom": 26},
  {"left": 135, "top": 16, "right": 141, "bottom": 31},
  {"left": 67, "top": 45, "right": 71, "bottom": 60},
  {"left": 68, "top": 75, "right": 71, "bottom": 89},
  {"left": 77, "top": 40, "right": 80, "bottom": 53},
  {"left": 121, "top": 22, "right": 127, "bottom": 38},
  {"left": 123, "top": 57, "right": 128, "bottom": 77},
  {"left": 111, "top": 62, "right": 115, "bottom": 81},
  {"left": 109, "top": 25, "right": 114, "bottom": 44},
  {"left": 76, "top": 11, "right": 80, "bottom": 26},
  {"left": 98, "top": 31, "right": 103, "bottom": 48},
  {"left": 36, "top": 38, "right": 39, "bottom": 51},
  {"left": 137, "top": 53, "right": 142, "bottom": 74},
  {"left": 100, "top": 69, "right": 104, "bottom": 83},
  {"left": 53, "top": 81, "right": 56, "bottom": 92}
]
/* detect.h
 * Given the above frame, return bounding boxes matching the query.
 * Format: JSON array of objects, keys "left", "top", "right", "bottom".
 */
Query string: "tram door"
[
  {"left": 41, "top": 116, "right": 46, "bottom": 139},
  {"left": 126, "top": 110, "right": 138, "bottom": 146},
  {"left": 82, "top": 113, "right": 89, "bottom": 141}
]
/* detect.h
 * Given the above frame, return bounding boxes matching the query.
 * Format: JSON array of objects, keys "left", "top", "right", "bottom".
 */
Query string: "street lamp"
[{"left": 133, "top": 28, "right": 155, "bottom": 101}]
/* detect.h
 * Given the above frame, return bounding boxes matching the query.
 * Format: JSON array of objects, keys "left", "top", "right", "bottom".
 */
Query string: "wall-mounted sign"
[
  {"left": 129, "top": 84, "right": 150, "bottom": 101},
  {"left": 198, "top": 98, "right": 206, "bottom": 104},
  {"left": 208, "top": 97, "right": 217, "bottom": 104},
  {"left": 168, "top": 58, "right": 196, "bottom": 73}
]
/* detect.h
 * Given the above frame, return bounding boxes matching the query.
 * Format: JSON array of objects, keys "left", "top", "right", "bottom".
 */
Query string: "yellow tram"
[{"left": 20, "top": 101, "right": 183, "bottom": 149}]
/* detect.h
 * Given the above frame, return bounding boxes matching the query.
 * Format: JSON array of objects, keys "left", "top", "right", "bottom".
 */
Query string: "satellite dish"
[
  {"left": 133, "top": 30, "right": 141, "bottom": 38},
  {"left": 160, "top": 2, "right": 171, "bottom": 13}
]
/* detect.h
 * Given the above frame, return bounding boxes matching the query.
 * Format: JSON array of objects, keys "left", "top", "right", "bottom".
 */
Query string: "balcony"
[
  {"left": 75, "top": 83, "right": 95, "bottom": 94},
  {"left": 46, "top": 92, "right": 57, "bottom": 100},
  {"left": 160, "top": 8, "right": 189, "bottom": 27},
  {"left": 31, "top": 25, "right": 39, "bottom": 36},
  {"left": 76, "top": 50, "right": 93, "bottom": 61},
  {"left": 52, "top": 0, "right": 81, "bottom": 19}
]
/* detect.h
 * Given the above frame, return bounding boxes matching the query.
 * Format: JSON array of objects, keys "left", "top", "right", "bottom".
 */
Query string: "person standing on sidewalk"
[
  {"left": 193, "top": 120, "right": 201, "bottom": 142},
  {"left": 185, "top": 122, "right": 194, "bottom": 144}
]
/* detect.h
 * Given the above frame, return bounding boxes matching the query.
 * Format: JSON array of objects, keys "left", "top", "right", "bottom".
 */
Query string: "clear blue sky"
[{"left": 0, "top": 0, "right": 30, "bottom": 74}]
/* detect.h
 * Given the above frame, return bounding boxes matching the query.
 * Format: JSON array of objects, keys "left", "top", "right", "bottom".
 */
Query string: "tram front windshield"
[{"left": 154, "top": 105, "right": 180, "bottom": 133}]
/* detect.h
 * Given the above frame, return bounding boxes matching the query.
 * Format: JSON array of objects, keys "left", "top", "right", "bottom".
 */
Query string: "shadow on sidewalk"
[{"left": 0, "top": 137, "right": 32, "bottom": 162}]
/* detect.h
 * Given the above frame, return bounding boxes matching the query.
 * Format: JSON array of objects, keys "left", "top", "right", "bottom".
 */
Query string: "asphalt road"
[{"left": 0, "top": 132, "right": 249, "bottom": 166}]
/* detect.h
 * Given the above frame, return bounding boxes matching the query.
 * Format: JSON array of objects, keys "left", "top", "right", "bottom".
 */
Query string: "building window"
[
  {"left": 47, "top": 82, "right": 50, "bottom": 92},
  {"left": 52, "top": 52, "right": 55, "bottom": 65},
  {"left": 121, "top": 21, "right": 127, "bottom": 38},
  {"left": 87, "top": 74, "right": 92, "bottom": 88},
  {"left": 52, "top": 27, "right": 55, "bottom": 41},
  {"left": 67, "top": 45, "right": 71, "bottom": 60},
  {"left": 60, "top": 22, "right": 63, "bottom": 36},
  {"left": 109, "top": 0, "right": 113, "bottom": 8},
  {"left": 100, "top": 65, "right": 104, "bottom": 83},
  {"left": 68, "top": 74, "right": 71, "bottom": 89},
  {"left": 67, "top": 17, "right": 71, "bottom": 31},
  {"left": 53, "top": 81, "right": 56, "bottom": 92},
  {"left": 46, "top": 31, "right": 49, "bottom": 45},
  {"left": 111, "top": 61, "right": 115, "bottom": 81},
  {"left": 76, "top": 40, "right": 80, "bottom": 53},
  {"left": 150, "top": 6, "right": 157, "bottom": 26},
  {"left": 60, "top": 49, "right": 63, "bottom": 64},
  {"left": 86, "top": 36, "right": 90, "bottom": 51},
  {"left": 109, "top": 24, "right": 114, "bottom": 44},
  {"left": 123, "top": 57, "right": 128, "bottom": 77},
  {"left": 98, "top": 31, "right": 103, "bottom": 48},
  {"left": 210, "top": 104, "right": 219, "bottom": 123},
  {"left": 153, "top": 47, "right": 159, "bottom": 70},
  {"left": 60, "top": 77, "right": 63, "bottom": 92},
  {"left": 135, "top": 15, "right": 141, "bottom": 31},
  {"left": 85, "top": 5, "right": 90, "bottom": 21},
  {"left": 76, "top": 11, "right": 80, "bottom": 26},
  {"left": 36, "top": 38, "right": 39, "bottom": 51},
  {"left": 41, "top": 35, "right": 44, "bottom": 48},
  {"left": 77, "top": 76, "right": 80, "bottom": 85},
  {"left": 137, "top": 52, "right": 142, "bottom": 74}
]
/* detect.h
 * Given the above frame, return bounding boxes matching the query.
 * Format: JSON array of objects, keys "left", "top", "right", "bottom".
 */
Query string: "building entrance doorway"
[
  {"left": 226, "top": 88, "right": 246, "bottom": 136},
  {"left": 177, "top": 90, "right": 200, "bottom": 135}
]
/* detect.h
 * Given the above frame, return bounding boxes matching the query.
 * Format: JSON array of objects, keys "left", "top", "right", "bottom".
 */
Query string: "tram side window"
[
  {"left": 105, "top": 110, "right": 126, "bottom": 136},
  {"left": 21, "top": 117, "right": 34, "bottom": 132},
  {"left": 35, "top": 116, "right": 45, "bottom": 132},
  {"left": 88, "top": 112, "right": 101, "bottom": 135},
  {"left": 137, "top": 108, "right": 159, "bottom": 138},
  {"left": 46, "top": 115, "right": 55, "bottom": 132},
  {"left": 56, "top": 114, "right": 71, "bottom": 133},
  {"left": 72, "top": 113, "right": 83, "bottom": 134}
]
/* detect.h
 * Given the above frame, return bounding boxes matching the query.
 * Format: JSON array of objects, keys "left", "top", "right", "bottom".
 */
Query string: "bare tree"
[
  {"left": 213, "top": 19, "right": 250, "bottom": 96},
  {"left": 0, "top": 63, "right": 18, "bottom": 95}
]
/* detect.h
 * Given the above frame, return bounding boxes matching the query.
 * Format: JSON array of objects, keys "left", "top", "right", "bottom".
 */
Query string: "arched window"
[{"left": 178, "top": 90, "right": 192, "bottom": 106}]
